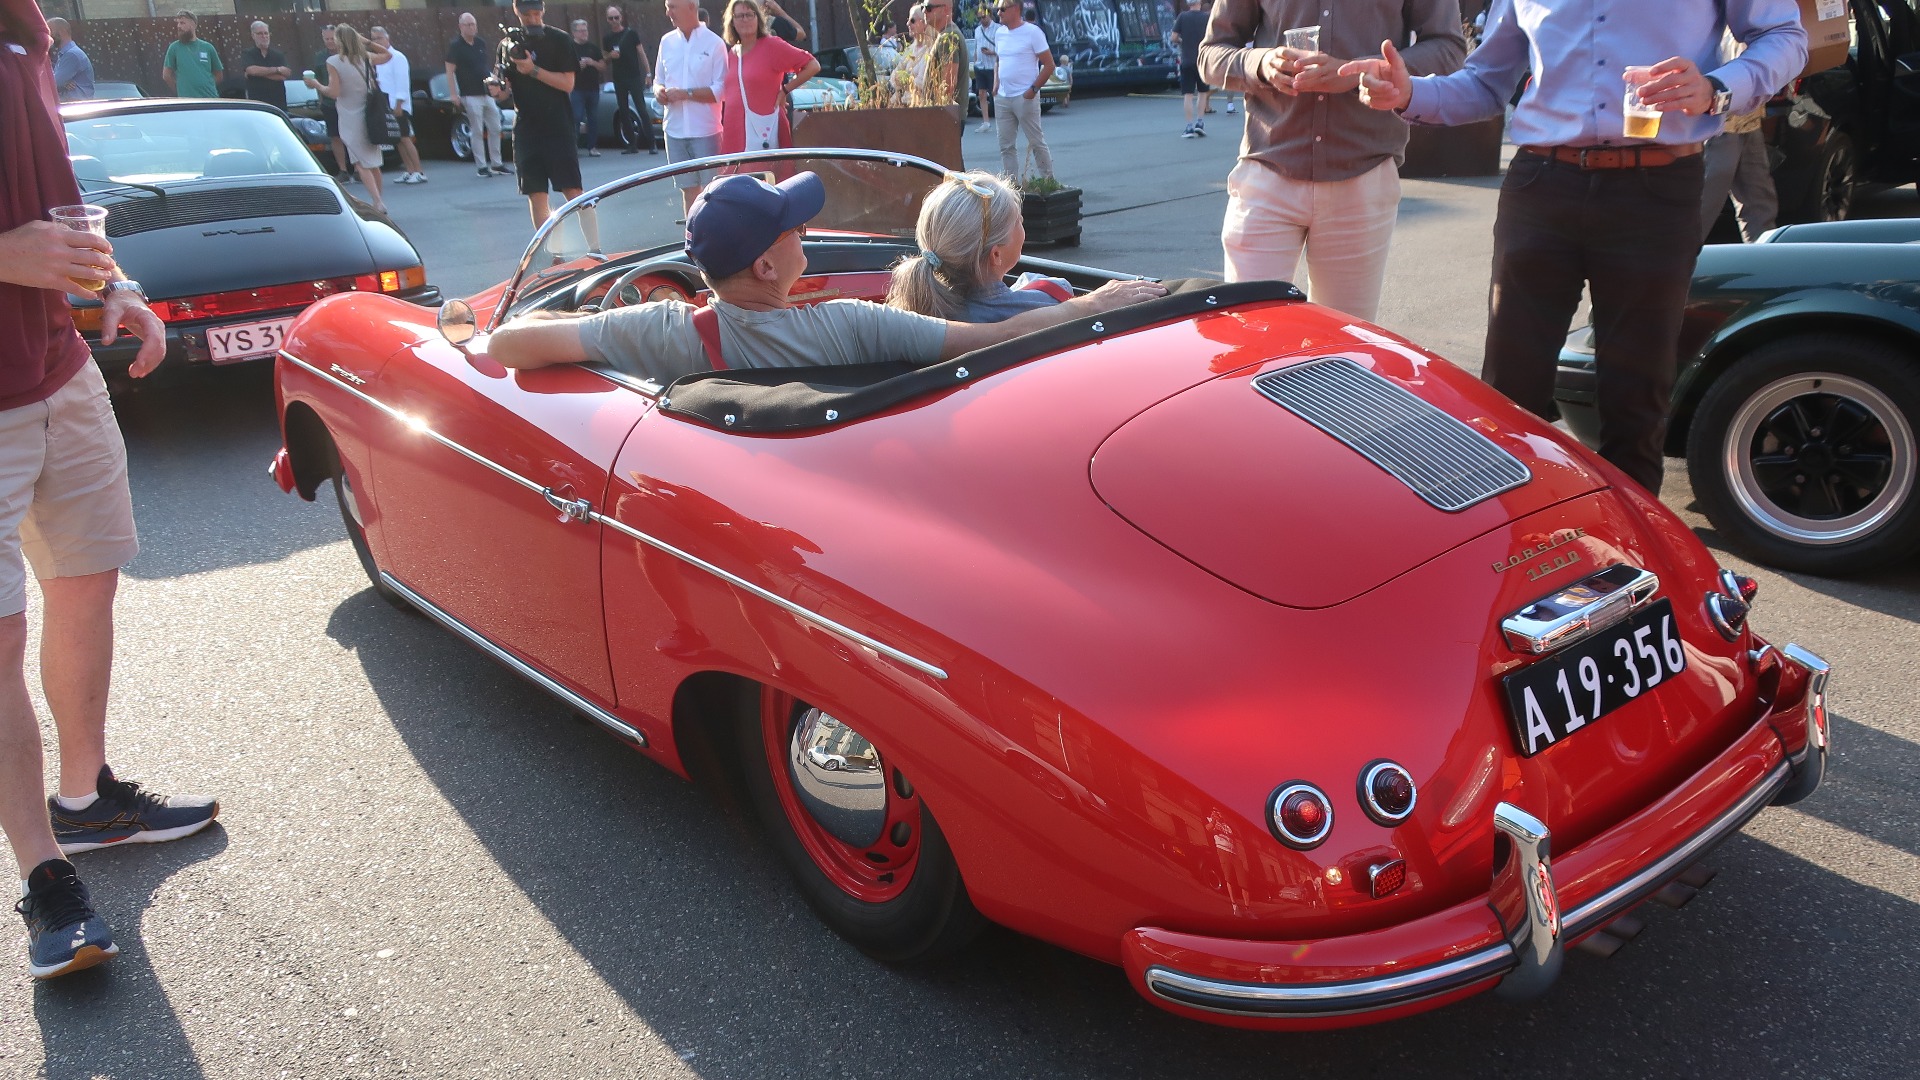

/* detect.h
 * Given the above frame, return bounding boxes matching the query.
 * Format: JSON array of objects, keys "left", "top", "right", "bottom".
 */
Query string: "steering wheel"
[{"left": 603, "top": 260, "right": 700, "bottom": 309}]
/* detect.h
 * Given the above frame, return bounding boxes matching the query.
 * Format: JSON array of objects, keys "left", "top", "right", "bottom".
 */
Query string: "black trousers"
[
  {"left": 1483, "top": 152, "right": 1705, "bottom": 494},
  {"left": 611, "top": 76, "right": 656, "bottom": 151}
]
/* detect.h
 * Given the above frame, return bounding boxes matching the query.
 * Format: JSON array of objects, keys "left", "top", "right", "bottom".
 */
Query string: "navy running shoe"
[
  {"left": 51, "top": 765, "right": 220, "bottom": 855},
  {"left": 16, "top": 859, "right": 117, "bottom": 979}
]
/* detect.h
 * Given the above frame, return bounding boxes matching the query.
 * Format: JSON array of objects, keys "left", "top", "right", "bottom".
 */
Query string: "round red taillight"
[
  {"left": 1359, "top": 761, "right": 1418, "bottom": 825},
  {"left": 1268, "top": 783, "right": 1333, "bottom": 849}
]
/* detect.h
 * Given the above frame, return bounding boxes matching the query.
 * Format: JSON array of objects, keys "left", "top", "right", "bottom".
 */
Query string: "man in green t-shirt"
[{"left": 161, "top": 10, "right": 222, "bottom": 98}]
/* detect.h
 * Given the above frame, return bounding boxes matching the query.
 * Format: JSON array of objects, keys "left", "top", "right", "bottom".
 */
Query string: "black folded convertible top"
[{"left": 657, "top": 279, "right": 1305, "bottom": 434}]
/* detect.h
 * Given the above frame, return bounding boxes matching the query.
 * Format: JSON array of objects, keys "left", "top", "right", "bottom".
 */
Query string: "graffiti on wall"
[{"left": 961, "top": 0, "right": 1178, "bottom": 82}]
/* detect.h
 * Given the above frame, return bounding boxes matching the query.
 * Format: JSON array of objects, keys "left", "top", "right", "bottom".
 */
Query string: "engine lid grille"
[
  {"left": 1253, "top": 357, "right": 1531, "bottom": 511},
  {"left": 105, "top": 185, "right": 343, "bottom": 237}
]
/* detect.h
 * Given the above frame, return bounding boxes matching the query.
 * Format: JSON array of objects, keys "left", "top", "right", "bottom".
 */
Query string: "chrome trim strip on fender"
[
  {"left": 1500, "top": 564, "right": 1660, "bottom": 655},
  {"left": 380, "top": 572, "right": 647, "bottom": 748},
  {"left": 1561, "top": 759, "right": 1790, "bottom": 939},
  {"left": 281, "top": 349, "right": 950, "bottom": 682},
  {"left": 1142, "top": 943, "right": 1514, "bottom": 1018}
]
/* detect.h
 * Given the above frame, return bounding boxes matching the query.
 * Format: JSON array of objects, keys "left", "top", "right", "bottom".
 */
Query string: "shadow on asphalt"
[
  {"left": 32, "top": 828, "right": 228, "bottom": 1080},
  {"left": 109, "top": 363, "right": 344, "bottom": 582},
  {"left": 315, "top": 583, "right": 1919, "bottom": 1080}
]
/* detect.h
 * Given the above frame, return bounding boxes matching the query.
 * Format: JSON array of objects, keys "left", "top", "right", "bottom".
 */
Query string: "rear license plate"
[
  {"left": 1502, "top": 598, "right": 1688, "bottom": 757},
  {"left": 205, "top": 317, "right": 293, "bottom": 364}
]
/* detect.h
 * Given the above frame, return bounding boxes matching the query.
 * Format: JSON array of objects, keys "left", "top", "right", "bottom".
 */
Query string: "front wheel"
[
  {"left": 449, "top": 114, "right": 473, "bottom": 161},
  {"left": 736, "top": 688, "right": 984, "bottom": 962},
  {"left": 334, "top": 470, "right": 414, "bottom": 611},
  {"left": 1809, "top": 132, "right": 1856, "bottom": 222},
  {"left": 1686, "top": 334, "right": 1920, "bottom": 574}
]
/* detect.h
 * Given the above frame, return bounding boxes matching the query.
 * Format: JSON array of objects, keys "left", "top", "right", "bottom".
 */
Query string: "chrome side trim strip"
[
  {"left": 380, "top": 572, "right": 647, "bottom": 747},
  {"left": 592, "top": 514, "right": 949, "bottom": 681},
  {"left": 1143, "top": 943, "right": 1514, "bottom": 1018},
  {"left": 283, "top": 349, "right": 948, "bottom": 682},
  {"left": 1561, "top": 759, "right": 1789, "bottom": 939}
]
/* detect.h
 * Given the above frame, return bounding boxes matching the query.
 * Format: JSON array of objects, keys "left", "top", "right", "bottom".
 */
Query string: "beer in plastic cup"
[
  {"left": 1622, "top": 66, "right": 1661, "bottom": 139},
  {"left": 49, "top": 204, "right": 110, "bottom": 293},
  {"left": 1284, "top": 25, "right": 1321, "bottom": 52},
  {"left": 302, "top": 68, "right": 316, "bottom": 81}
]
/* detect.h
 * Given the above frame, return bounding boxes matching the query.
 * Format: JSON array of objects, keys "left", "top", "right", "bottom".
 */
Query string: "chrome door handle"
[{"left": 541, "top": 486, "right": 593, "bottom": 523}]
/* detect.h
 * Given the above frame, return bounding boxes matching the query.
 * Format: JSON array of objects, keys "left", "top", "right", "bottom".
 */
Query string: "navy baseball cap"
[
  {"left": 513, "top": 0, "right": 544, "bottom": 9},
  {"left": 685, "top": 172, "right": 826, "bottom": 279}
]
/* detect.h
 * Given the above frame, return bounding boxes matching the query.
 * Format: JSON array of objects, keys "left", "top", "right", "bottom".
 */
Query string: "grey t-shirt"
[{"left": 578, "top": 297, "right": 949, "bottom": 383}]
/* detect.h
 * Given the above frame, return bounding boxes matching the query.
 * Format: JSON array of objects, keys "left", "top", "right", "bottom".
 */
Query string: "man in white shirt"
[
  {"left": 371, "top": 26, "right": 427, "bottom": 184},
  {"left": 655, "top": 0, "right": 726, "bottom": 209},
  {"left": 991, "top": 0, "right": 1053, "bottom": 180}
]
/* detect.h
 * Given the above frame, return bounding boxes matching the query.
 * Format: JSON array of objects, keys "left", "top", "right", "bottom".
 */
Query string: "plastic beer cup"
[
  {"left": 1284, "top": 25, "right": 1320, "bottom": 52},
  {"left": 49, "top": 204, "right": 110, "bottom": 293},
  {"left": 1622, "top": 66, "right": 1661, "bottom": 139}
]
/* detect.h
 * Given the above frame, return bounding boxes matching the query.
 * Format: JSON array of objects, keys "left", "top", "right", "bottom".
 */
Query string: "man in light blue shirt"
[
  {"left": 47, "top": 18, "right": 91, "bottom": 101},
  {"left": 1343, "top": 0, "right": 1805, "bottom": 494}
]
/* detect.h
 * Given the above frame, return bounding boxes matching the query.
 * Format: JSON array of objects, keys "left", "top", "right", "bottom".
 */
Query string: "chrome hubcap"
[
  {"left": 787, "top": 708, "right": 887, "bottom": 848},
  {"left": 1723, "top": 372, "right": 1914, "bottom": 545}
]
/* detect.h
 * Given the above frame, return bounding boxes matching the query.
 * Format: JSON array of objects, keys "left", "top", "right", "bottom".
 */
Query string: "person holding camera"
[{"left": 493, "top": 0, "right": 587, "bottom": 230}]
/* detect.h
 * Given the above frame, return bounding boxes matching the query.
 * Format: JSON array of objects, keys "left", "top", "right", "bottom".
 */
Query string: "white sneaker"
[
  {"left": 975, "top": 122, "right": 993, "bottom": 133},
  {"left": 413, "top": 172, "right": 429, "bottom": 183},
  {"left": 1226, "top": 100, "right": 1237, "bottom": 114}
]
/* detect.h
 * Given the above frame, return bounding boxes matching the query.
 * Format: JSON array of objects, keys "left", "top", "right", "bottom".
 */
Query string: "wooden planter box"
[
  {"left": 1401, "top": 115, "right": 1506, "bottom": 178},
  {"left": 788, "top": 105, "right": 965, "bottom": 171},
  {"left": 1022, "top": 186, "right": 1082, "bottom": 247}
]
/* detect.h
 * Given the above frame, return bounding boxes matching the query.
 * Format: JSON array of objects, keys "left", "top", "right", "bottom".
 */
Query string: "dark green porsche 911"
[{"left": 1556, "top": 218, "right": 1920, "bottom": 576}]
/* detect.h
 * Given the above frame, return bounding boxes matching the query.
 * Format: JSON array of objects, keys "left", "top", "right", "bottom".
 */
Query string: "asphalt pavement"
[{"left": 5, "top": 93, "right": 1917, "bottom": 1080}]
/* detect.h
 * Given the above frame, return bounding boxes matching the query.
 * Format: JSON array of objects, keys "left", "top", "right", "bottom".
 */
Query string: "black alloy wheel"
[
  {"left": 1812, "top": 133, "right": 1856, "bottom": 222},
  {"left": 449, "top": 114, "right": 474, "bottom": 161},
  {"left": 1686, "top": 333, "right": 1920, "bottom": 574}
]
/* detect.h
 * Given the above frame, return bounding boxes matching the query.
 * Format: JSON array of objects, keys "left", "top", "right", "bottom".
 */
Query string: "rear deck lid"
[{"left": 1090, "top": 347, "right": 1608, "bottom": 608}]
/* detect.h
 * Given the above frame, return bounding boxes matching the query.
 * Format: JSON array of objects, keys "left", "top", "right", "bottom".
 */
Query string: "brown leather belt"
[{"left": 1520, "top": 143, "right": 1705, "bottom": 169}]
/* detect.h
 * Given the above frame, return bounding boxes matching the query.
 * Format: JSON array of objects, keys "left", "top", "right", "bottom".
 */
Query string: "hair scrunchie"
[{"left": 920, "top": 249, "right": 943, "bottom": 269}]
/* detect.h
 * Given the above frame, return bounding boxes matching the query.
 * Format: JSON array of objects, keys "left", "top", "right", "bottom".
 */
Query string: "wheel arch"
[
  {"left": 668, "top": 669, "right": 760, "bottom": 797},
  {"left": 281, "top": 400, "right": 341, "bottom": 501},
  {"left": 1668, "top": 307, "right": 1920, "bottom": 456}
]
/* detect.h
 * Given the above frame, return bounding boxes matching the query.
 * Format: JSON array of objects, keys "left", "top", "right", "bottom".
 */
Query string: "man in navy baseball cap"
[{"left": 684, "top": 171, "right": 826, "bottom": 280}]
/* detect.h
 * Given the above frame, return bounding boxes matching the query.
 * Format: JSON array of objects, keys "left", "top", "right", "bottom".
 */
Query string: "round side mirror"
[{"left": 438, "top": 298, "right": 477, "bottom": 346}]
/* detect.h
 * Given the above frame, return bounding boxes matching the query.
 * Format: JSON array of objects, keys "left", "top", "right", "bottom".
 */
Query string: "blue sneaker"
[
  {"left": 51, "top": 765, "right": 220, "bottom": 855},
  {"left": 16, "top": 859, "right": 117, "bottom": 979}
]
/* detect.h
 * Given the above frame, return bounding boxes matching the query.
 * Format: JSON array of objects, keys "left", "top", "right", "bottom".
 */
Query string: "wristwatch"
[
  {"left": 105, "top": 279, "right": 146, "bottom": 302},
  {"left": 1705, "top": 75, "right": 1732, "bottom": 117}
]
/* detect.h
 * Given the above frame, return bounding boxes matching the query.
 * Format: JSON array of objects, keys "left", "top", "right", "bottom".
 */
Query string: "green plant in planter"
[{"left": 1022, "top": 175, "right": 1068, "bottom": 195}]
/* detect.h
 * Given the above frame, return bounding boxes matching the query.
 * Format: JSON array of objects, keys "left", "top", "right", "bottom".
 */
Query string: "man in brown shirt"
[{"left": 1199, "top": 0, "right": 1462, "bottom": 321}]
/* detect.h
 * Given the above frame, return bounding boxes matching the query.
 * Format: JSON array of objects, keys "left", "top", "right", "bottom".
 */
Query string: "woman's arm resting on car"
[
  {"left": 936, "top": 278, "right": 1167, "bottom": 359},
  {"left": 490, "top": 312, "right": 591, "bottom": 369}
]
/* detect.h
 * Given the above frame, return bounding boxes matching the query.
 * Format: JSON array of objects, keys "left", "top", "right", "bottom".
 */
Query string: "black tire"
[
  {"left": 1808, "top": 133, "right": 1856, "bottom": 223},
  {"left": 736, "top": 688, "right": 985, "bottom": 963},
  {"left": 1685, "top": 333, "right": 1920, "bottom": 574},
  {"left": 333, "top": 470, "right": 414, "bottom": 611},
  {"left": 613, "top": 107, "right": 642, "bottom": 150}
]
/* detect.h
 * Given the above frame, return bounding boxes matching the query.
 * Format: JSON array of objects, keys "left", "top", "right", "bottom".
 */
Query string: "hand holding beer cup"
[
  {"left": 1629, "top": 57, "right": 1715, "bottom": 117},
  {"left": 1340, "top": 39, "right": 1411, "bottom": 111},
  {"left": 0, "top": 218, "right": 116, "bottom": 297}
]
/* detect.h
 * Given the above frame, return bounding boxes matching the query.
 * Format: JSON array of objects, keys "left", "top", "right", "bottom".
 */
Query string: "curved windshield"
[
  {"left": 495, "top": 149, "right": 946, "bottom": 325},
  {"left": 64, "top": 106, "right": 323, "bottom": 185}
]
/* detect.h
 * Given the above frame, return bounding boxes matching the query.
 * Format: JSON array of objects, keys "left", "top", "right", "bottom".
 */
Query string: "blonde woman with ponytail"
[{"left": 890, "top": 171, "right": 1160, "bottom": 323}]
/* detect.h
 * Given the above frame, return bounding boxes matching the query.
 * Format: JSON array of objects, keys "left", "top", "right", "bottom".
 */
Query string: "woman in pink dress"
[{"left": 719, "top": 0, "right": 820, "bottom": 154}]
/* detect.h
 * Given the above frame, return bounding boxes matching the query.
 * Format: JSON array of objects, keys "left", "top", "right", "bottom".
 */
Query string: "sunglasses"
[{"left": 948, "top": 173, "right": 996, "bottom": 258}]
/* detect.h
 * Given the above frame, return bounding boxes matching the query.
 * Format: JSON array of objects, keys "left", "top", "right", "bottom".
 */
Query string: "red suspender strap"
[{"left": 691, "top": 304, "right": 728, "bottom": 370}]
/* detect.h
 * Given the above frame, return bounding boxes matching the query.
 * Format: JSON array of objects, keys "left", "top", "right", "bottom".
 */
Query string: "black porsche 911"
[{"left": 60, "top": 98, "right": 438, "bottom": 383}]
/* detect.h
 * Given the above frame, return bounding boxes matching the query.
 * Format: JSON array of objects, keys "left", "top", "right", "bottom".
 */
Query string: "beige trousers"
[{"left": 1220, "top": 157, "right": 1401, "bottom": 322}]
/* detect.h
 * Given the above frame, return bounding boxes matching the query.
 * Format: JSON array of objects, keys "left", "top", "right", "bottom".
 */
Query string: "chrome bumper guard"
[
  {"left": 1143, "top": 730, "right": 1803, "bottom": 1019},
  {"left": 1772, "top": 643, "right": 1830, "bottom": 806}
]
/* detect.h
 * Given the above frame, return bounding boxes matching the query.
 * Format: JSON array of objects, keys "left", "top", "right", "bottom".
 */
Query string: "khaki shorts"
[{"left": 0, "top": 362, "right": 138, "bottom": 618}]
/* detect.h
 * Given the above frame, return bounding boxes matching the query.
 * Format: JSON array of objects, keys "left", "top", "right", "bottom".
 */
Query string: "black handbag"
[{"left": 364, "top": 61, "right": 401, "bottom": 144}]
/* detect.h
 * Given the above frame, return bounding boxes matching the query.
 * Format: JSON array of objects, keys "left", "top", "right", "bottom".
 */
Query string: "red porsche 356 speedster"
[{"left": 269, "top": 150, "right": 1830, "bottom": 1029}]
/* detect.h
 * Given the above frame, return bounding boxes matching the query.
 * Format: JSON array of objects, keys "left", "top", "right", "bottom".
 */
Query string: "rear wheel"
[
  {"left": 613, "top": 107, "right": 642, "bottom": 150},
  {"left": 333, "top": 469, "right": 414, "bottom": 611},
  {"left": 1809, "top": 133, "right": 1856, "bottom": 222},
  {"left": 1686, "top": 334, "right": 1920, "bottom": 574},
  {"left": 736, "top": 687, "right": 983, "bottom": 962}
]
